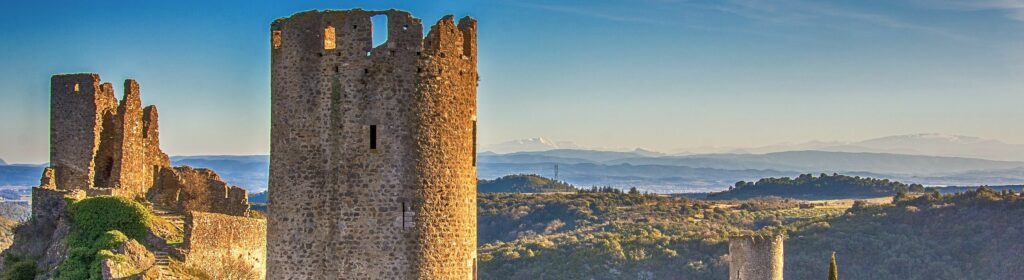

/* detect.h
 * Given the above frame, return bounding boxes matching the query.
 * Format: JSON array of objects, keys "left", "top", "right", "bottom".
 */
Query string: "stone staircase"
[
  {"left": 152, "top": 209, "right": 186, "bottom": 231},
  {"left": 151, "top": 208, "right": 185, "bottom": 280},
  {"left": 153, "top": 250, "right": 176, "bottom": 280}
]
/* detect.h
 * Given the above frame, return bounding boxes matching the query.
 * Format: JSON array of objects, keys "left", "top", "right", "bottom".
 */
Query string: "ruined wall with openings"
[
  {"left": 49, "top": 74, "right": 170, "bottom": 198},
  {"left": 729, "top": 235, "right": 785, "bottom": 280},
  {"left": 150, "top": 166, "right": 251, "bottom": 216},
  {"left": 268, "top": 9, "right": 478, "bottom": 279},
  {"left": 183, "top": 211, "right": 267, "bottom": 279},
  {"left": 9, "top": 73, "right": 260, "bottom": 279}
]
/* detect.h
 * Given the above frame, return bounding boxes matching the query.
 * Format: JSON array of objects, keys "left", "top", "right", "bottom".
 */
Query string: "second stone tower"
[{"left": 267, "top": 9, "right": 478, "bottom": 279}]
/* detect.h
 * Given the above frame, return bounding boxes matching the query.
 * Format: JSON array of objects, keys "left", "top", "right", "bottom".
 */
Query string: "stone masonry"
[
  {"left": 50, "top": 74, "right": 169, "bottom": 198},
  {"left": 729, "top": 235, "right": 785, "bottom": 280},
  {"left": 268, "top": 9, "right": 478, "bottom": 279},
  {"left": 183, "top": 211, "right": 267, "bottom": 279},
  {"left": 48, "top": 73, "right": 250, "bottom": 216},
  {"left": 7, "top": 73, "right": 263, "bottom": 278}
]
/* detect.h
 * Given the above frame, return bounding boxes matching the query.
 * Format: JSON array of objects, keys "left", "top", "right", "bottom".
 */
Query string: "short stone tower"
[
  {"left": 729, "top": 235, "right": 785, "bottom": 280},
  {"left": 268, "top": 9, "right": 478, "bottom": 279}
]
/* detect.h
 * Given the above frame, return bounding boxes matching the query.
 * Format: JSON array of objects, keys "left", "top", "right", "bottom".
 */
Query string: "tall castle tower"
[
  {"left": 729, "top": 235, "right": 785, "bottom": 280},
  {"left": 267, "top": 9, "right": 478, "bottom": 279}
]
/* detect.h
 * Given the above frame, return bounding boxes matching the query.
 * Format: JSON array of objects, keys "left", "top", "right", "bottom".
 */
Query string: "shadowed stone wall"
[
  {"left": 268, "top": 9, "right": 478, "bottom": 279},
  {"left": 729, "top": 235, "right": 785, "bottom": 280},
  {"left": 184, "top": 211, "right": 267, "bottom": 279}
]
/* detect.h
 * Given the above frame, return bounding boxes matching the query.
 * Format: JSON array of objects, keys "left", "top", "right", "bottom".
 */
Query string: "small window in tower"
[
  {"left": 402, "top": 201, "right": 416, "bottom": 229},
  {"left": 324, "top": 23, "right": 336, "bottom": 50},
  {"left": 272, "top": 30, "right": 282, "bottom": 50},
  {"left": 73, "top": 83, "right": 80, "bottom": 92},
  {"left": 369, "top": 125, "right": 377, "bottom": 150},
  {"left": 473, "top": 120, "right": 477, "bottom": 166}
]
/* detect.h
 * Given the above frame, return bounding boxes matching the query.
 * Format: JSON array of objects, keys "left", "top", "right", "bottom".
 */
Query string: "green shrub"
[
  {"left": 65, "top": 196, "right": 151, "bottom": 248},
  {"left": 2, "top": 259, "right": 37, "bottom": 280},
  {"left": 56, "top": 196, "right": 152, "bottom": 280}
]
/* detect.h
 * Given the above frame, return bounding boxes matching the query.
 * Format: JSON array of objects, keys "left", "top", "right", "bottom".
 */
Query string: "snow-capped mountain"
[
  {"left": 480, "top": 137, "right": 584, "bottom": 154},
  {"left": 820, "top": 133, "right": 1024, "bottom": 162}
]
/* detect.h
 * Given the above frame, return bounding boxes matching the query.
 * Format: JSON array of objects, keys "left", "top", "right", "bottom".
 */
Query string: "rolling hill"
[{"left": 478, "top": 174, "right": 576, "bottom": 193}]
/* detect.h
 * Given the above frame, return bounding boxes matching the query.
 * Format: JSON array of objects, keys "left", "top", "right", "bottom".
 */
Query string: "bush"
[
  {"left": 65, "top": 196, "right": 151, "bottom": 248},
  {"left": 56, "top": 196, "right": 153, "bottom": 280},
  {"left": 2, "top": 259, "right": 37, "bottom": 280}
]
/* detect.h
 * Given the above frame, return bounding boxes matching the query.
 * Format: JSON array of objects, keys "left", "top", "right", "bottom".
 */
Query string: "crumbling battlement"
[
  {"left": 269, "top": 9, "right": 478, "bottom": 279},
  {"left": 150, "top": 166, "right": 251, "bottom": 216},
  {"left": 50, "top": 74, "right": 169, "bottom": 198},
  {"left": 729, "top": 235, "right": 785, "bottom": 280}
]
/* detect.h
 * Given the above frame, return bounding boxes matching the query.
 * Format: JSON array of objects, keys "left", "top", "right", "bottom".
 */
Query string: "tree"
[{"left": 828, "top": 251, "right": 839, "bottom": 280}]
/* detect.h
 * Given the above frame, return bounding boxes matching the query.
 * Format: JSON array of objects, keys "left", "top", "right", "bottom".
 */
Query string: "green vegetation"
[
  {"left": 478, "top": 192, "right": 843, "bottom": 279},
  {"left": 479, "top": 185, "right": 1024, "bottom": 279},
  {"left": 478, "top": 174, "right": 577, "bottom": 193},
  {"left": 709, "top": 173, "right": 925, "bottom": 200},
  {"left": 56, "top": 196, "right": 153, "bottom": 280},
  {"left": 2, "top": 257, "right": 37, "bottom": 280},
  {"left": 785, "top": 187, "right": 1024, "bottom": 279}
]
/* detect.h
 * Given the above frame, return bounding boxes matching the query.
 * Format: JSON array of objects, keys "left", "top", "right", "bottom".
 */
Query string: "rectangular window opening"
[
  {"left": 371, "top": 14, "right": 389, "bottom": 48},
  {"left": 272, "top": 30, "right": 282, "bottom": 50},
  {"left": 369, "top": 125, "right": 377, "bottom": 150},
  {"left": 324, "top": 23, "right": 336, "bottom": 50},
  {"left": 472, "top": 120, "right": 477, "bottom": 166}
]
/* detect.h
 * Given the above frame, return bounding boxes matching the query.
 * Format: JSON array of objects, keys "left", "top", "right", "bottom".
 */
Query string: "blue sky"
[{"left": 2, "top": 0, "right": 1024, "bottom": 163}]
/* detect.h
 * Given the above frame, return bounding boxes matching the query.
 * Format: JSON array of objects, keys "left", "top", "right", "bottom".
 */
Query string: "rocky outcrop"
[{"left": 99, "top": 239, "right": 156, "bottom": 279}]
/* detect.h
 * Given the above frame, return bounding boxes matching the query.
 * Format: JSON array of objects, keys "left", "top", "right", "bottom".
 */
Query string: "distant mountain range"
[
  {"left": 733, "top": 133, "right": 1024, "bottom": 162},
  {"left": 0, "top": 158, "right": 6, "bottom": 165},
  {"left": 487, "top": 133, "right": 1024, "bottom": 162},
  {"left": 2, "top": 133, "right": 1022, "bottom": 193}
]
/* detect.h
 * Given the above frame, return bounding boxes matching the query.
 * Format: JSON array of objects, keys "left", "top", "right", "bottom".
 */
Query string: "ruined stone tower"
[
  {"left": 50, "top": 74, "right": 169, "bottom": 198},
  {"left": 268, "top": 9, "right": 478, "bottom": 279},
  {"left": 47, "top": 73, "right": 250, "bottom": 215},
  {"left": 729, "top": 235, "right": 785, "bottom": 280}
]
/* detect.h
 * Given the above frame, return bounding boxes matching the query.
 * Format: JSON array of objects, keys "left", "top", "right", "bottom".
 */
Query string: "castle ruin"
[
  {"left": 268, "top": 9, "right": 478, "bottom": 279},
  {"left": 729, "top": 235, "right": 785, "bottom": 280},
  {"left": 4, "top": 74, "right": 266, "bottom": 279}
]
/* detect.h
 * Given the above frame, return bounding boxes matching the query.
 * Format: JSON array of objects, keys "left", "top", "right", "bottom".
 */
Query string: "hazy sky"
[{"left": 2, "top": 0, "right": 1024, "bottom": 163}]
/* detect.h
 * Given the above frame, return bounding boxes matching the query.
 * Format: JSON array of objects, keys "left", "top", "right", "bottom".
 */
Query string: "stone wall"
[
  {"left": 268, "top": 9, "right": 478, "bottom": 279},
  {"left": 51, "top": 74, "right": 112, "bottom": 191},
  {"left": 3, "top": 181, "right": 85, "bottom": 272},
  {"left": 150, "top": 166, "right": 250, "bottom": 216},
  {"left": 729, "top": 235, "right": 785, "bottom": 280},
  {"left": 184, "top": 211, "right": 266, "bottom": 279},
  {"left": 48, "top": 74, "right": 170, "bottom": 198}
]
